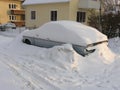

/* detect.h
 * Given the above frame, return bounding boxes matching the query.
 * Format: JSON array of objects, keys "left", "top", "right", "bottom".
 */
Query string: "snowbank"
[
  {"left": 0, "top": 30, "right": 118, "bottom": 90},
  {"left": 87, "top": 42, "right": 115, "bottom": 64},
  {"left": 7, "top": 32, "right": 115, "bottom": 70},
  {"left": 109, "top": 37, "right": 120, "bottom": 54},
  {"left": 7, "top": 31, "right": 83, "bottom": 70}
]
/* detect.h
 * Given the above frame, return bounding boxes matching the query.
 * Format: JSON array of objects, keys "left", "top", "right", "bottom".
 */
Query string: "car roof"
[{"left": 23, "top": 21, "right": 108, "bottom": 46}]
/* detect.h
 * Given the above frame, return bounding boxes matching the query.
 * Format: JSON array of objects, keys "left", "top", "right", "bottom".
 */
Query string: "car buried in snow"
[
  {"left": 23, "top": 21, "right": 108, "bottom": 56},
  {"left": 0, "top": 23, "right": 16, "bottom": 31}
]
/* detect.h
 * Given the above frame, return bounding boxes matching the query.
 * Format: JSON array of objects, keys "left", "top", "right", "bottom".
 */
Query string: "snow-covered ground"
[{"left": 0, "top": 29, "right": 120, "bottom": 90}]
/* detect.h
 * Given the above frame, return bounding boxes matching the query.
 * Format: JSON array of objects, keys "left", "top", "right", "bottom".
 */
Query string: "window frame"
[
  {"left": 9, "top": 15, "right": 16, "bottom": 21},
  {"left": 31, "top": 11, "right": 36, "bottom": 20},
  {"left": 51, "top": 10, "right": 57, "bottom": 21},
  {"left": 9, "top": 3, "right": 16, "bottom": 9},
  {"left": 76, "top": 11, "right": 86, "bottom": 23}
]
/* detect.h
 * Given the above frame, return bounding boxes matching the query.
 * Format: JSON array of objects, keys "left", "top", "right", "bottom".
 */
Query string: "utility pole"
[{"left": 99, "top": 0, "right": 102, "bottom": 32}]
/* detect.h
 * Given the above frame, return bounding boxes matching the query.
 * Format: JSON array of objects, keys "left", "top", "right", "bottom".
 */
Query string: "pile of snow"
[
  {"left": 87, "top": 42, "right": 115, "bottom": 64},
  {"left": 7, "top": 31, "right": 82, "bottom": 70},
  {"left": 109, "top": 37, "right": 120, "bottom": 54},
  {"left": 23, "top": 21, "right": 107, "bottom": 46},
  {"left": 0, "top": 29, "right": 119, "bottom": 90}
]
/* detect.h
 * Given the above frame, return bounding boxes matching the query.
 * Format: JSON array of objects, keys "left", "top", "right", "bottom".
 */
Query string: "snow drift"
[{"left": 0, "top": 28, "right": 117, "bottom": 90}]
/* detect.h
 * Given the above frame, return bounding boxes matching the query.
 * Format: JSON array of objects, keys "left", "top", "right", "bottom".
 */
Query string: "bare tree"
[
  {"left": 88, "top": 0, "right": 120, "bottom": 38},
  {"left": 102, "top": 0, "right": 120, "bottom": 13}
]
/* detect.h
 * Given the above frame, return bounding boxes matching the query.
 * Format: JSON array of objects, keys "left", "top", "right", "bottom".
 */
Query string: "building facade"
[
  {"left": 23, "top": 0, "right": 100, "bottom": 28},
  {"left": 0, "top": 0, "right": 25, "bottom": 27}
]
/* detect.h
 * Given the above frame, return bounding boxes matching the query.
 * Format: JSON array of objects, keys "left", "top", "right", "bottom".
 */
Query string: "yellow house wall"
[
  {"left": 25, "top": 3, "right": 70, "bottom": 28},
  {"left": 0, "top": 1, "right": 9, "bottom": 24},
  {"left": 69, "top": 0, "right": 89, "bottom": 24},
  {"left": 69, "top": 0, "right": 79, "bottom": 21},
  {"left": 24, "top": 1, "right": 98, "bottom": 28},
  {"left": 0, "top": 0, "right": 21, "bottom": 24}
]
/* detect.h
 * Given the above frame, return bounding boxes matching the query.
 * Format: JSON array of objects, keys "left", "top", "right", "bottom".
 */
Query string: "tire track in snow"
[{"left": 0, "top": 52, "right": 60, "bottom": 90}]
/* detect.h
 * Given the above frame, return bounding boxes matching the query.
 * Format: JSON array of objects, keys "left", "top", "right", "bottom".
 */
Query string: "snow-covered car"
[
  {"left": 0, "top": 23, "right": 16, "bottom": 31},
  {"left": 23, "top": 21, "right": 108, "bottom": 56},
  {"left": 4, "top": 23, "right": 16, "bottom": 29}
]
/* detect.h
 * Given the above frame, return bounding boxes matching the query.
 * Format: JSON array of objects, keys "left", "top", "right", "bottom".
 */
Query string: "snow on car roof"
[
  {"left": 23, "top": 0, "right": 70, "bottom": 5},
  {"left": 23, "top": 21, "right": 108, "bottom": 46}
]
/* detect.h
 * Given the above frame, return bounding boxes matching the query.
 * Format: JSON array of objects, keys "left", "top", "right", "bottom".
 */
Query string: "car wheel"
[{"left": 24, "top": 39, "right": 31, "bottom": 45}]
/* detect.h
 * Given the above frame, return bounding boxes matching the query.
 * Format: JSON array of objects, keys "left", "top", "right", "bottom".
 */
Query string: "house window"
[
  {"left": 31, "top": 11, "right": 36, "bottom": 20},
  {"left": 21, "top": 15, "right": 25, "bottom": 20},
  {"left": 77, "top": 12, "right": 86, "bottom": 22},
  {"left": 51, "top": 11, "right": 57, "bottom": 21},
  {"left": 13, "top": 4, "right": 16, "bottom": 9},
  {"left": 9, "top": 4, "right": 11, "bottom": 9},
  {"left": 9, "top": 15, "right": 16, "bottom": 21},
  {"left": 9, "top": 4, "right": 16, "bottom": 9}
]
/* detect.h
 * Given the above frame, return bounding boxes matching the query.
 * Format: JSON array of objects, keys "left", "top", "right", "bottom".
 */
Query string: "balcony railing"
[
  {"left": 8, "top": 10, "right": 25, "bottom": 15},
  {"left": 79, "top": 0, "right": 100, "bottom": 9}
]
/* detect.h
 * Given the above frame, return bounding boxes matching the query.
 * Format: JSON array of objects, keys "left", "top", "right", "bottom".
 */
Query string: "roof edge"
[{"left": 23, "top": 1, "right": 70, "bottom": 6}]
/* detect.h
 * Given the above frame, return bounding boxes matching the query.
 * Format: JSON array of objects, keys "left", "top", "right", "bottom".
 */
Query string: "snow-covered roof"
[
  {"left": 23, "top": 21, "right": 108, "bottom": 46},
  {"left": 23, "top": 0, "right": 70, "bottom": 5}
]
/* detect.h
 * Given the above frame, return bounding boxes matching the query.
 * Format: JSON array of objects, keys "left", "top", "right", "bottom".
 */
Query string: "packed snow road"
[
  {"left": 0, "top": 33, "right": 120, "bottom": 90},
  {"left": 0, "top": 35, "right": 61, "bottom": 90}
]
